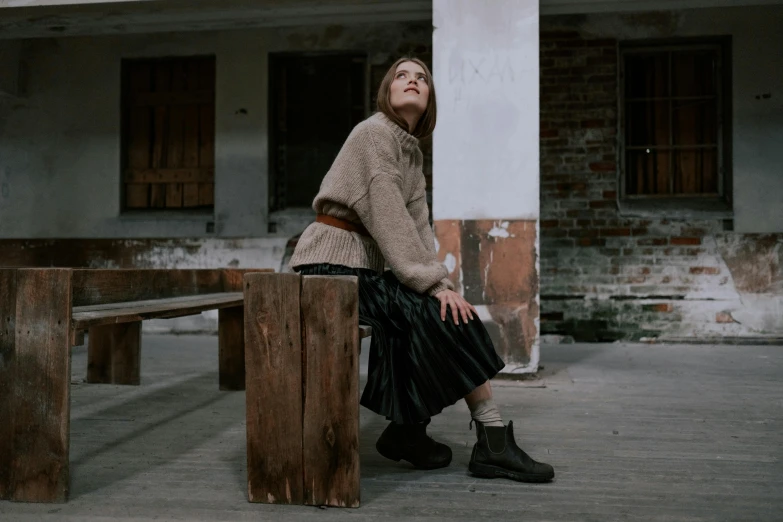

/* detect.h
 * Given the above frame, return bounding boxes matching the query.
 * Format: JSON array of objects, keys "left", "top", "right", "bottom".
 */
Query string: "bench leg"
[
  {"left": 218, "top": 306, "right": 244, "bottom": 391},
  {"left": 0, "top": 269, "right": 17, "bottom": 501},
  {"left": 87, "top": 322, "right": 141, "bottom": 385},
  {"left": 244, "top": 273, "right": 305, "bottom": 504},
  {"left": 301, "top": 275, "right": 361, "bottom": 508},
  {"left": 4, "top": 269, "right": 72, "bottom": 503}
]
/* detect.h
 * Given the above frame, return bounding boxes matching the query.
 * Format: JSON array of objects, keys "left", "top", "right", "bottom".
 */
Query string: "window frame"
[
  {"left": 618, "top": 37, "right": 732, "bottom": 209},
  {"left": 267, "top": 51, "right": 369, "bottom": 218}
]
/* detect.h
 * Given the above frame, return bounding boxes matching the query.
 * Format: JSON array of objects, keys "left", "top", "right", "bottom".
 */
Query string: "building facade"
[{"left": 1, "top": 0, "right": 781, "bottom": 373}]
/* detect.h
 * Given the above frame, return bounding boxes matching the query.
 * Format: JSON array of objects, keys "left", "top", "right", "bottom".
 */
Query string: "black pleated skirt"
[{"left": 295, "top": 263, "right": 505, "bottom": 425}]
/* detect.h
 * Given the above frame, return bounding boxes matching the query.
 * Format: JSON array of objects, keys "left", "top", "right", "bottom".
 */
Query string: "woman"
[{"left": 290, "top": 57, "right": 554, "bottom": 483}]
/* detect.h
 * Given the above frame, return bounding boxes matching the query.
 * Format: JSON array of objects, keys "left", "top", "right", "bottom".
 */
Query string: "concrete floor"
[{"left": 1, "top": 335, "right": 781, "bottom": 522}]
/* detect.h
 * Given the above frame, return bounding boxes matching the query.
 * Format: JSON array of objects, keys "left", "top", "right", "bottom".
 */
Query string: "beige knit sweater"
[{"left": 289, "top": 112, "right": 453, "bottom": 296}]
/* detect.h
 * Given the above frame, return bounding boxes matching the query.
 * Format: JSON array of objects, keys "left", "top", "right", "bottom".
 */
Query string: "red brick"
[
  {"left": 544, "top": 229, "right": 568, "bottom": 238},
  {"left": 581, "top": 119, "right": 605, "bottom": 128},
  {"left": 557, "top": 182, "right": 587, "bottom": 192},
  {"left": 589, "top": 162, "right": 616, "bottom": 172},
  {"left": 569, "top": 229, "right": 599, "bottom": 238},
  {"left": 540, "top": 129, "right": 559, "bottom": 138},
  {"left": 716, "top": 312, "right": 736, "bottom": 324},
  {"left": 681, "top": 227, "right": 708, "bottom": 236},
  {"left": 671, "top": 237, "right": 701, "bottom": 246},
  {"left": 603, "top": 190, "right": 617, "bottom": 199},
  {"left": 578, "top": 238, "right": 606, "bottom": 247},
  {"left": 690, "top": 267, "right": 720, "bottom": 275},
  {"left": 541, "top": 312, "right": 565, "bottom": 321},
  {"left": 619, "top": 276, "right": 647, "bottom": 284},
  {"left": 601, "top": 228, "right": 631, "bottom": 236},
  {"left": 589, "top": 200, "right": 615, "bottom": 209},
  {"left": 541, "top": 219, "right": 559, "bottom": 228},
  {"left": 643, "top": 303, "right": 673, "bottom": 313},
  {"left": 637, "top": 238, "right": 667, "bottom": 246}
]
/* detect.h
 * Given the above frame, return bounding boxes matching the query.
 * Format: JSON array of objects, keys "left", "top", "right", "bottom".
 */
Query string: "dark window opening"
[
  {"left": 269, "top": 53, "right": 367, "bottom": 211},
  {"left": 620, "top": 41, "right": 731, "bottom": 202}
]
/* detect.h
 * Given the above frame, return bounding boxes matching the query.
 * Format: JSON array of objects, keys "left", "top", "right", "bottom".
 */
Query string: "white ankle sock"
[{"left": 469, "top": 398, "right": 504, "bottom": 427}]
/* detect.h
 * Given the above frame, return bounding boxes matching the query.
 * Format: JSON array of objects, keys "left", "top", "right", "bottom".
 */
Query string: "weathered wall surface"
[
  {"left": 433, "top": 0, "right": 540, "bottom": 372},
  {"left": 0, "top": 21, "right": 431, "bottom": 240},
  {"left": 539, "top": 5, "right": 783, "bottom": 341}
]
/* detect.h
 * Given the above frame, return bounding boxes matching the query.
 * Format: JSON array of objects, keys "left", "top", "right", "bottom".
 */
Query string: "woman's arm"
[
  {"left": 355, "top": 173, "right": 450, "bottom": 295},
  {"left": 407, "top": 188, "right": 454, "bottom": 295}
]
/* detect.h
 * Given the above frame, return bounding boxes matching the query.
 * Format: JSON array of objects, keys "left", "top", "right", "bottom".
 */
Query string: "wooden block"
[
  {"left": 11, "top": 268, "right": 72, "bottom": 503},
  {"left": 244, "top": 272, "right": 304, "bottom": 504},
  {"left": 165, "top": 181, "right": 183, "bottom": 208},
  {"left": 86, "top": 322, "right": 141, "bottom": 385},
  {"left": 131, "top": 90, "right": 213, "bottom": 107},
  {"left": 218, "top": 306, "right": 244, "bottom": 391},
  {"left": 221, "top": 268, "right": 273, "bottom": 292},
  {"left": 301, "top": 275, "right": 360, "bottom": 508},
  {"left": 126, "top": 63, "right": 152, "bottom": 209},
  {"left": 150, "top": 105, "right": 168, "bottom": 208},
  {"left": 72, "top": 268, "right": 226, "bottom": 306},
  {"left": 0, "top": 269, "right": 17, "bottom": 500},
  {"left": 182, "top": 93, "right": 200, "bottom": 207},
  {"left": 198, "top": 58, "right": 215, "bottom": 208},
  {"left": 72, "top": 293, "right": 243, "bottom": 330},
  {"left": 125, "top": 168, "right": 214, "bottom": 184},
  {"left": 166, "top": 61, "right": 186, "bottom": 208},
  {"left": 183, "top": 184, "right": 200, "bottom": 207}
]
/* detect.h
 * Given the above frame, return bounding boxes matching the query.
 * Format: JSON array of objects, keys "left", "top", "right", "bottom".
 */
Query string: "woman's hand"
[{"left": 434, "top": 290, "right": 478, "bottom": 325}]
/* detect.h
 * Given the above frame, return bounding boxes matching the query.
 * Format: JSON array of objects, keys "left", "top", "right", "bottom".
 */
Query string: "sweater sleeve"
[
  {"left": 407, "top": 187, "right": 455, "bottom": 295},
  {"left": 352, "top": 128, "right": 450, "bottom": 295}
]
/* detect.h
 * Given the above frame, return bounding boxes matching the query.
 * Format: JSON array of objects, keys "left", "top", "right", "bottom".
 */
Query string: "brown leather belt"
[{"left": 316, "top": 214, "right": 371, "bottom": 237}]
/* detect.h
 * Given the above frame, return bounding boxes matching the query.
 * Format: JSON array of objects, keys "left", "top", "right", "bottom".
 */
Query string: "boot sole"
[
  {"left": 376, "top": 442, "right": 451, "bottom": 470},
  {"left": 469, "top": 461, "right": 554, "bottom": 483}
]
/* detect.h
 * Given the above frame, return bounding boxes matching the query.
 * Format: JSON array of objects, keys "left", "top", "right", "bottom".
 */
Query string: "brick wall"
[{"left": 537, "top": 31, "right": 764, "bottom": 341}]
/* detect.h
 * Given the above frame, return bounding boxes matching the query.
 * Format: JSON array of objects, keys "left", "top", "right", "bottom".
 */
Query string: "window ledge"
[
  {"left": 118, "top": 210, "right": 214, "bottom": 222},
  {"left": 618, "top": 198, "right": 733, "bottom": 220}
]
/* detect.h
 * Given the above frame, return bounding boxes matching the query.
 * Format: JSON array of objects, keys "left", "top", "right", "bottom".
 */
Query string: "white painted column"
[{"left": 433, "top": 0, "right": 541, "bottom": 371}]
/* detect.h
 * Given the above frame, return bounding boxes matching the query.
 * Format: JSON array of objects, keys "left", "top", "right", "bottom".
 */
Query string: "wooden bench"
[
  {"left": 0, "top": 267, "right": 270, "bottom": 503},
  {"left": 243, "top": 272, "right": 366, "bottom": 508}
]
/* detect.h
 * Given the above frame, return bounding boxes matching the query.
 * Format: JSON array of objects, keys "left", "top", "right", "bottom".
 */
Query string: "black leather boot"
[
  {"left": 376, "top": 420, "right": 452, "bottom": 470},
  {"left": 469, "top": 420, "right": 554, "bottom": 482}
]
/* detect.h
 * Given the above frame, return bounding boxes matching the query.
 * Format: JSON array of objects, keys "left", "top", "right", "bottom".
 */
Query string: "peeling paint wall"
[
  {"left": 0, "top": 21, "right": 431, "bottom": 239},
  {"left": 539, "top": 5, "right": 783, "bottom": 341}
]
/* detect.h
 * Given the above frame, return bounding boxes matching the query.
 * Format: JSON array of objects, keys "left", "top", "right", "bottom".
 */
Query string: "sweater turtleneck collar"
[{"left": 373, "top": 112, "right": 420, "bottom": 153}]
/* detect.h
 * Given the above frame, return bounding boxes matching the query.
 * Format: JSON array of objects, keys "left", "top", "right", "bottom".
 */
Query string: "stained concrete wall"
[{"left": 0, "top": 22, "right": 431, "bottom": 240}]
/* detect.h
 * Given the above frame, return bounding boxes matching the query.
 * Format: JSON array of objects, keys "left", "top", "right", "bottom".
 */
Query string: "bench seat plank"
[{"left": 72, "top": 292, "right": 243, "bottom": 329}]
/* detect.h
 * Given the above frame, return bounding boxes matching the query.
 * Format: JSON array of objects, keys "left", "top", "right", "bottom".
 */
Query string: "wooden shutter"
[{"left": 123, "top": 57, "right": 215, "bottom": 210}]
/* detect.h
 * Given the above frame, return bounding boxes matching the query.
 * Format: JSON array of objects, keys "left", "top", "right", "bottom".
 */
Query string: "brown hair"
[{"left": 376, "top": 57, "right": 437, "bottom": 139}]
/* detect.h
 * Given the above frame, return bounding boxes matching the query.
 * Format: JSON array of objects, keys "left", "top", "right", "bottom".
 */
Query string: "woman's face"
[{"left": 389, "top": 61, "right": 429, "bottom": 117}]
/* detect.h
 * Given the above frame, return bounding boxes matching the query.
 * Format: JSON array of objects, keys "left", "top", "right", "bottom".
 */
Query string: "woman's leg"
[
  {"left": 465, "top": 381, "right": 504, "bottom": 427},
  {"left": 465, "top": 382, "right": 555, "bottom": 483}
]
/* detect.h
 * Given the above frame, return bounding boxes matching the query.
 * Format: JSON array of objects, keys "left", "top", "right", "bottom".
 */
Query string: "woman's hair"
[{"left": 376, "top": 56, "right": 437, "bottom": 139}]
